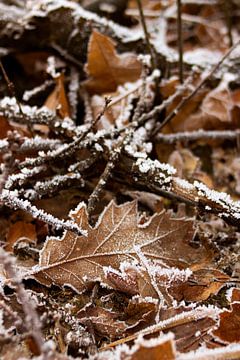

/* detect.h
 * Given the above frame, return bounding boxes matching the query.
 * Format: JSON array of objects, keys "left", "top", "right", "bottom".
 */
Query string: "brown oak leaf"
[
  {"left": 32, "top": 201, "right": 209, "bottom": 295},
  {"left": 168, "top": 268, "right": 229, "bottom": 302},
  {"left": 84, "top": 30, "right": 142, "bottom": 94},
  {"left": 212, "top": 301, "right": 240, "bottom": 343},
  {"left": 44, "top": 73, "right": 71, "bottom": 119}
]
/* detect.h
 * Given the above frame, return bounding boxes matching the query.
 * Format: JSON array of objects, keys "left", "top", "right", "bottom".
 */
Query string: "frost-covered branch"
[
  {"left": 101, "top": 305, "right": 219, "bottom": 350},
  {"left": 155, "top": 129, "right": 240, "bottom": 143},
  {"left": 0, "top": 0, "right": 170, "bottom": 72},
  {"left": 0, "top": 97, "right": 55, "bottom": 125},
  {"left": 129, "top": 155, "right": 240, "bottom": 227},
  {"left": 0, "top": 136, "right": 62, "bottom": 154},
  {"left": 33, "top": 173, "right": 84, "bottom": 199},
  {"left": 4, "top": 166, "right": 47, "bottom": 190},
  {"left": 0, "top": 190, "right": 87, "bottom": 236}
]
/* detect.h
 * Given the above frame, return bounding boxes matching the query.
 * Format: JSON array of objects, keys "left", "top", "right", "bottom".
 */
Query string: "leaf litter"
[{"left": 0, "top": 0, "right": 240, "bottom": 359}]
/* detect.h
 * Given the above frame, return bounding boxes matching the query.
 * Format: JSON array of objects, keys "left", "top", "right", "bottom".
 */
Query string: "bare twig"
[
  {"left": 87, "top": 71, "right": 150, "bottom": 219},
  {"left": 223, "top": 0, "right": 233, "bottom": 47},
  {"left": 32, "top": 173, "right": 84, "bottom": 199},
  {"left": 87, "top": 147, "right": 120, "bottom": 220},
  {"left": 0, "top": 61, "right": 25, "bottom": 120},
  {"left": 136, "top": 0, "right": 157, "bottom": 70},
  {"left": 140, "top": 73, "right": 193, "bottom": 135},
  {"left": 177, "top": 0, "right": 184, "bottom": 83}
]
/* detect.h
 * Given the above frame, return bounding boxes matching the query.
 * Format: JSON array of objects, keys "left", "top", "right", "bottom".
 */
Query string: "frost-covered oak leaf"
[{"left": 32, "top": 201, "right": 208, "bottom": 294}]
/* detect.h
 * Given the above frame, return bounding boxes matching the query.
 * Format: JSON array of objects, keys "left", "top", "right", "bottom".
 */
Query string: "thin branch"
[
  {"left": 138, "top": 73, "right": 193, "bottom": 135},
  {"left": 177, "top": 0, "right": 184, "bottom": 83},
  {"left": 32, "top": 173, "right": 84, "bottom": 200},
  {"left": 136, "top": 0, "right": 157, "bottom": 70},
  {"left": 87, "top": 71, "right": 150, "bottom": 220},
  {"left": 0, "top": 190, "right": 87, "bottom": 236},
  {"left": 155, "top": 129, "right": 240, "bottom": 143},
  {"left": 87, "top": 147, "right": 121, "bottom": 220},
  {"left": 0, "top": 61, "right": 25, "bottom": 120},
  {"left": 223, "top": 0, "right": 233, "bottom": 47},
  {"left": 100, "top": 305, "right": 219, "bottom": 350},
  {"left": 0, "top": 97, "right": 55, "bottom": 125}
]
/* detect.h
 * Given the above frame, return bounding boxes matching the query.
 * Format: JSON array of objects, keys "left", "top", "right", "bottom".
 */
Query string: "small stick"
[
  {"left": 223, "top": 0, "right": 233, "bottom": 47},
  {"left": 100, "top": 306, "right": 219, "bottom": 350},
  {"left": 155, "top": 38, "right": 240, "bottom": 133},
  {"left": 87, "top": 147, "right": 120, "bottom": 220},
  {"left": 136, "top": 0, "right": 157, "bottom": 70},
  {"left": 0, "top": 60, "right": 25, "bottom": 120},
  {"left": 177, "top": 0, "right": 184, "bottom": 83},
  {"left": 155, "top": 129, "right": 240, "bottom": 143}
]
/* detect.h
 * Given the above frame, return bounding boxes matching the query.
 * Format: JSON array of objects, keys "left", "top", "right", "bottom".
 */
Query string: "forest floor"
[{"left": 1, "top": 0, "right": 240, "bottom": 359}]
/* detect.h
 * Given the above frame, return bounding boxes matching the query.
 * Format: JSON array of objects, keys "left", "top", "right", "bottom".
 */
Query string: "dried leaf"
[
  {"left": 230, "top": 288, "right": 240, "bottom": 303},
  {"left": 160, "top": 78, "right": 207, "bottom": 133},
  {"left": 168, "top": 149, "right": 200, "bottom": 179},
  {"left": 200, "top": 84, "right": 240, "bottom": 127},
  {"left": 168, "top": 268, "right": 229, "bottom": 302},
  {"left": 123, "top": 300, "right": 157, "bottom": 331},
  {"left": 212, "top": 302, "right": 240, "bottom": 343},
  {"left": 159, "top": 305, "right": 217, "bottom": 353},
  {"left": 123, "top": 333, "right": 176, "bottom": 360},
  {"left": 6, "top": 221, "right": 37, "bottom": 253},
  {"left": 101, "top": 304, "right": 219, "bottom": 352},
  {"left": 77, "top": 305, "right": 127, "bottom": 340},
  {"left": 32, "top": 201, "right": 208, "bottom": 295},
  {"left": 44, "top": 73, "right": 70, "bottom": 119},
  {"left": 178, "top": 83, "right": 240, "bottom": 132},
  {"left": 85, "top": 30, "right": 142, "bottom": 94},
  {"left": 0, "top": 117, "right": 13, "bottom": 139}
]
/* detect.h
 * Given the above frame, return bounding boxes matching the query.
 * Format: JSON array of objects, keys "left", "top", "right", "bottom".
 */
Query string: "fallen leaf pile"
[{"left": 0, "top": 0, "right": 240, "bottom": 359}]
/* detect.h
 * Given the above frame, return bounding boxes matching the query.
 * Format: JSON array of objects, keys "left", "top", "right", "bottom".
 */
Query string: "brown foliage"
[
  {"left": 33, "top": 201, "right": 206, "bottom": 297},
  {"left": 85, "top": 30, "right": 142, "bottom": 94}
]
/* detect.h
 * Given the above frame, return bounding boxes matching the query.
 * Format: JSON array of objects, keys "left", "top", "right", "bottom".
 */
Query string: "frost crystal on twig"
[{"left": 0, "top": 190, "right": 87, "bottom": 236}]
